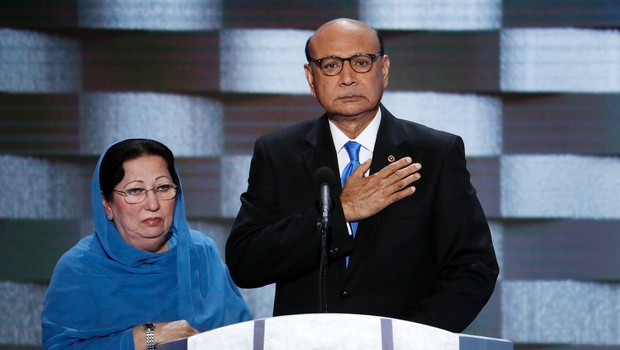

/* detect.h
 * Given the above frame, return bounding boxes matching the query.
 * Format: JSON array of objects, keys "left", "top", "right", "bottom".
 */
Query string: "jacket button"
[
  {"left": 341, "top": 291, "right": 350, "bottom": 300},
  {"left": 329, "top": 248, "right": 339, "bottom": 256}
]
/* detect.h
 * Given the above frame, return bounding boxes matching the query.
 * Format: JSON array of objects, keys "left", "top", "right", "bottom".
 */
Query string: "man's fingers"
[
  {"left": 394, "top": 173, "right": 420, "bottom": 192},
  {"left": 389, "top": 183, "right": 417, "bottom": 204},
  {"left": 352, "top": 158, "right": 372, "bottom": 177},
  {"left": 385, "top": 161, "right": 421, "bottom": 188},
  {"left": 378, "top": 157, "right": 410, "bottom": 177}
]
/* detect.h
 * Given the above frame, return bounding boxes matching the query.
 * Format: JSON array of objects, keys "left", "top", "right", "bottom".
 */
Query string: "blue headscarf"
[{"left": 41, "top": 140, "right": 252, "bottom": 349}]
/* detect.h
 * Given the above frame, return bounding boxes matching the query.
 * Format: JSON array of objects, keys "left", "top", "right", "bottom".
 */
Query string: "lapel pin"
[{"left": 387, "top": 155, "right": 395, "bottom": 162}]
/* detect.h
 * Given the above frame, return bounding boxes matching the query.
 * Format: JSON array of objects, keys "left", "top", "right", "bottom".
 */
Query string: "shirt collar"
[{"left": 329, "top": 108, "right": 382, "bottom": 153}]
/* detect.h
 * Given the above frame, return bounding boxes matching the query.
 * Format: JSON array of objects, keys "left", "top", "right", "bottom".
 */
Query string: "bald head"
[{"left": 305, "top": 18, "right": 384, "bottom": 62}]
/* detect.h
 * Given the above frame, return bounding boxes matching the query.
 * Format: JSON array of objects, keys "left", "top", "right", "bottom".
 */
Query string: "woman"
[{"left": 41, "top": 138, "right": 252, "bottom": 349}]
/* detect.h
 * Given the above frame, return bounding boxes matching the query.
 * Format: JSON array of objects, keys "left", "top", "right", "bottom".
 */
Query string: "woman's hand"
[{"left": 133, "top": 320, "right": 199, "bottom": 349}]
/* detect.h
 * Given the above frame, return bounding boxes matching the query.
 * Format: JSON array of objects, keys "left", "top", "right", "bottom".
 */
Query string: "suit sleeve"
[
  {"left": 405, "top": 136, "right": 499, "bottom": 332},
  {"left": 225, "top": 137, "right": 351, "bottom": 288}
]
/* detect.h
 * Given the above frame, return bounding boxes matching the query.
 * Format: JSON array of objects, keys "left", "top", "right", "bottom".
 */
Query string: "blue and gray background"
[{"left": 1, "top": 1, "right": 619, "bottom": 349}]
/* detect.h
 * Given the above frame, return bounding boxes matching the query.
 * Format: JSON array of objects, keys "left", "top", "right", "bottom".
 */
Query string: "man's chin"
[{"left": 328, "top": 104, "right": 377, "bottom": 119}]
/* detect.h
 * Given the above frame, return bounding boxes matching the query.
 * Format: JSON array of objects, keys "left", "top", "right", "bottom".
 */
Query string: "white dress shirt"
[
  {"left": 329, "top": 108, "right": 382, "bottom": 179},
  {"left": 328, "top": 109, "right": 382, "bottom": 235}
]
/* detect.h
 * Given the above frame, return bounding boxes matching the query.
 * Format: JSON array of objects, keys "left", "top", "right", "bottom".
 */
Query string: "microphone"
[
  {"left": 314, "top": 167, "right": 336, "bottom": 313},
  {"left": 314, "top": 167, "right": 337, "bottom": 225}
]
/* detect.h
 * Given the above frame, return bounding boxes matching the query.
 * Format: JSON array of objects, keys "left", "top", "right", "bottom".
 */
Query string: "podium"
[{"left": 158, "top": 313, "right": 512, "bottom": 350}]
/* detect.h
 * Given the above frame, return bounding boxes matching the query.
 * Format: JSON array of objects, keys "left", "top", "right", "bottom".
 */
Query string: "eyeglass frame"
[
  {"left": 112, "top": 183, "right": 178, "bottom": 204},
  {"left": 308, "top": 52, "right": 384, "bottom": 76}
]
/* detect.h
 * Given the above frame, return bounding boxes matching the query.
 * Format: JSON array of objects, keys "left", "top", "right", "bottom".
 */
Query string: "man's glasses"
[
  {"left": 113, "top": 183, "right": 178, "bottom": 204},
  {"left": 309, "top": 53, "right": 383, "bottom": 76}
]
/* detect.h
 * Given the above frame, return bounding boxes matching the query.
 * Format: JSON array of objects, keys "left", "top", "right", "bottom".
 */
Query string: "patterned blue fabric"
[{"left": 41, "top": 140, "right": 252, "bottom": 349}]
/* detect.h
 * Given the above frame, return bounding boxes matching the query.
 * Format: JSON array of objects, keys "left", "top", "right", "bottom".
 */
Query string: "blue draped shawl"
[{"left": 41, "top": 142, "right": 253, "bottom": 349}]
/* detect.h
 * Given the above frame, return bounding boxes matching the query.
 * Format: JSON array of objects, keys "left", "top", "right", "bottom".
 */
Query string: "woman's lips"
[{"left": 142, "top": 217, "right": 163, "bottom": 225}]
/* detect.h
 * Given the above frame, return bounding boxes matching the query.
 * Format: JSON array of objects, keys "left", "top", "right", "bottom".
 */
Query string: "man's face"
[{"left": 304, "top": 21, "right": 390, "bottom": 120}]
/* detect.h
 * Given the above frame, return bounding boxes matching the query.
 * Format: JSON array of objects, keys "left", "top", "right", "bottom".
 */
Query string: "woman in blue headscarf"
[{"left": 41, "top": 138, "right": 253, "bottom": 349}]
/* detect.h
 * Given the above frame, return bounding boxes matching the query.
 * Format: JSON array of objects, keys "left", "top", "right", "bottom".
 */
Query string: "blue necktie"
[
  {"left": 341, "top": 141, "right": 361, "bottom": 188},
  {"left": 341, "top": 141, "right": 361, "bottom": 237},
  {"left": 342, "top": 141, "right": 361, "bottom": 268}
]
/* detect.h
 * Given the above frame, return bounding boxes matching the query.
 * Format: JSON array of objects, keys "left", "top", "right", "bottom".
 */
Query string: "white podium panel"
[{"left": 158, "top": 313, "right": 512, "bottom": 350}]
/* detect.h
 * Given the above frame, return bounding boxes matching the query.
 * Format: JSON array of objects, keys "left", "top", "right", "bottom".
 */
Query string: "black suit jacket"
[{"left": 226, "top": 105, "right": 499, "bottom": 332}]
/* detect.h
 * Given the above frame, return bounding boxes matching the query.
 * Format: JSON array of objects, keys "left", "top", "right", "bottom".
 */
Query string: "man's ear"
[{"left": 381, "top": 54, "right": 390, "bottom": 88}]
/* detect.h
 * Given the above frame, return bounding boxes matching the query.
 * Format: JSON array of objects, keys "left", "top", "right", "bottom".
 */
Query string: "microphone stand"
[
  {"left": 319, "top": 211, "right": 329, "bottom": 313},
  {"left": 314, "top": 167, "right": 335, "bottom": 314}
]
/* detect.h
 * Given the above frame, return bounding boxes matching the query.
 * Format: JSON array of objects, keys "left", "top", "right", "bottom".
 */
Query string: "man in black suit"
[{"left": 225, "top": 18, "right": 499, "bottom": 333}]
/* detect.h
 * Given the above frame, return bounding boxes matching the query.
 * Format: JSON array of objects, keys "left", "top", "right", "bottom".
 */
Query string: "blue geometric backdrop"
[{"left": 1, "top": 1, "right": 619, "bottom": 349}]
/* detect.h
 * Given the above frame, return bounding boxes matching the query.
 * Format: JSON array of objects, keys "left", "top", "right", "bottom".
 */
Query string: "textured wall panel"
[
  {"left": 220, "top": 155, "right": 251, "bottom": 218},
  {"left": 502, "top": 280, "right": 620, "bottom": 345},
  {"left": 504, "top": 220, "right": 620, "bottom": 280},
  {"left": 79, "top": 92, "right": 223, "bottom": 157},
  {"left": 222, "top": 0, "right": 356, "bottom": 28},
  {"left": 385, "top": 31, "right": 500, "bottom": 92},
  {"left": 223, "top": 95, "right": 322, "bottom": 153},
  {"left": 238, "top": 284, "right": 275, "bottom": 321},
  {"left": 465, "top": 221, "right": 503, "bottom": 337},
  {"left": 174, "top": 158, "right": 222, "bottom": 219},
  {"left": 467, "top": 157, "right": 500, "bottom": 219},
  {"left": 0, "top": 94, "right": 80, "bottom": 156},
  {"left": 0, "top": 29, "right": 81, "bottom": 93},
  {"left": 503, "top": 0, "right": 620, "bottom": 28},
  {"left": 489, "top": 221, "right": 504, "bottom": 279},
  {"left": 0, "top": 2, "right": 78, "bottom": 28},
  {"left": 501, "top": 155, "right": 620, "bottom": 219},
  {"left": 382, "top": 92, "right": 502, "bottom": 157},
  {"left": 2, "top": 2, "right": 619, "bottom": 349},
  {"left": 82, "top": 31, "right": 220, "bottom": 92},
  {"left": 0, "top": 281, "right": 46, "bottom": 345},
  {"left": 0, "top": 220, "right": 88, "bottom": 281},
  {"left": 0, "top": 156, "right": 88, "bottom": 219},
  {"left": 78, "top": 0, "right": 222, "bottom": 30},
  {"left": 360, "top": 0, "right": 502, "bottom": 30},
  {"left": 468, "top": 282, "right": 502, "bottom": 337},
  {"left": 220, "top": 29, "right": 312, "bottom": 94},
  {"left": 501, "top": 28, "right": 620, "bottom": 93},
  {"left": 503, "top": 94, "right": 620, "bottom": 155}
]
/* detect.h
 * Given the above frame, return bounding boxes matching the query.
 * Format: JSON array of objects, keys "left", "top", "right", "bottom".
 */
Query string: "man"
[{"left": 225, "top": 18, "right": 499, "bottom": 333}]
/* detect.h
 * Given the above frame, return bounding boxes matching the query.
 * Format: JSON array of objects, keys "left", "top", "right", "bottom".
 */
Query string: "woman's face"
[{"left": 102, "top": 155, "right": 176, "bottom": 252}]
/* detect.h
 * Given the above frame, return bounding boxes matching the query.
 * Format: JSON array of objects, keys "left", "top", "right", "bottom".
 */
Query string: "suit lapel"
[
  {"left": 300, "top": 109, "right": 410, "bottom": 278},
  {"left": 301, "top": 115, "right": 350, "bottom": 279},
  {"left": 346, "top": 106, "right": 408, "bottom": 276},
  {"left": 301, "top": 114, "right": 340, "bottom": 193}
]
